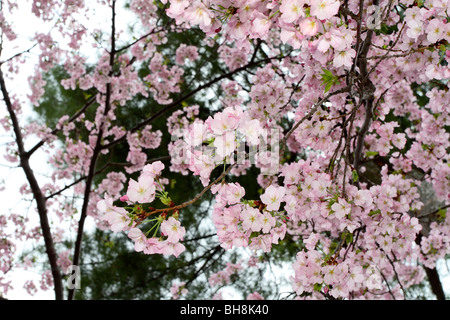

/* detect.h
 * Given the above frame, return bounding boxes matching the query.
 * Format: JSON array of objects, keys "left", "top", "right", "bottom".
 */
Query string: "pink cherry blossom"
[
  {"left": 260, "top": 185, "right": 286, "bottom": 211},
  {"left": 214, "top": 131, "right": 237, "bottom": 158},
  {"left": 310, "top": 0, "right": 340, "bottom": 20},
  {"left": 299, "top": 17, "right": 319, "bottom": 37},
  {"left": 98, "top": 198, "right": 133, "bottom": 233},
  {"left": 142, "top": 160, "right": 165, "bottom": 178},
  {"left": 3, "top": 0, "right": 450, "bottom": 301},
  {"left": 126, "top": 175, "right": 156, "bottom": 203},
  {"left": 128, "top": 228, "right": 148, "bottom": 252},
  {"left": 222, "top": 182, "right": 246, "bottom": 205},
  {"left": 251, "top": 13, "right": 271, "bottom": 39},
  {"left": 261, "top": 212, "right": 276, "bottom": 233},
  {"left": 160, "top": 217, "right": 186, "bottom": 243},
  {"left": 280, "top": 0, "right": 305, "bottom": 24},
  {"left": 426, "top": 19, "right": 444, "bottom": 43},
  {"left": 166, "top": 0, "right": 190, "bottom": 18},
  {"left": 241, "top": 206, "right": 264, "bottom": 232},
  {"left": 160, "top": 240, "right": 186, "bottom": 257},
  {"left": 331, "top": 198, "right": 351, "bottom": 219},
  {"left": 185, "top": 2, "right": 213, "bottom": 28},
  {"left": 333, "top": 49, "right": 356, "bottom": 69}
]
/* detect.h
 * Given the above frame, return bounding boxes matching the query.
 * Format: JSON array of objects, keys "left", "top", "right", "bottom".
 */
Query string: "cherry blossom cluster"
[
  {"left": 419, "top": 215, "right": 450, "bottom": 269},
  {"left": 126, "top": 124, "right": 163, "bottom": 174},
  {"left": 97, "top": 161, "right": 187, "bottom": 257},
  {"left": 130, "top": 0, "right": 159, "bottom": 30},
  {"left": 176, "top": 44, "right": 200, "bottom": 65},
  {"left": 247, "top": 63, "right": 291, "bottom": 122},
  {"left": 167, "top": 104, "right": 201, "bottom": 175},
  {"left": 0, "top": 10, "right": 17, "bottom": 41},
  {"left": 211, "top": 182, "right": 288, "bottom": 252},
  {"left": 220, "top": 80, "right": 245, "bottom": 107},
  {"left": 290, "top": 212, "right": 425, "bottom": 299},
  {"left": 164, "top": 0, "right": 340, "bottom": 42},
  {"left": 257, "top": 157, "right": 426, "bottom": 299},
  {"left": 164, "top": 0, "right": 357, "bottom": 69},
  {"left": 404, "top": 87, "right": 450, "bottom": 202},
  {"left": 168, "top": 105, "right": 282, "bottom": 186},
  {"left": 218, "top": 45, "right": 249, "bottom": 70},
  {"left": 144, "top": 51, "right": 185, "bottom": 105}
]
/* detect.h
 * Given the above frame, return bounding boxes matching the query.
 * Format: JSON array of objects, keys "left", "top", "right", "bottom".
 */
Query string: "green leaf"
[
  {"left": 369, "top": 209, "right": 381, "bottom": 217},
  {"left": 365, "top": 151, "right": 379, "bottom": 157},
  {"left": 437, "top": 208, "right": 446, "bottom": 222},
  {"left": 160, "top": 196, "right": 173, "bottom": 206},
  {"left": 320, "top": 69, "right": 340, "bottom": 93},
  {"left": 104, "top": 241, "right": 114, "bottom": 248},
  {"left": 321, "top": 68, "right": 334, "bottom": 78},
  {"left": 313, "top": 283, "right": 323, "bottom": 292},
  {"left": 352, "top": 170, "right": 359, "bottom": 183},
  {"left": 345, "top": 232, "right": 353, "bottom": 245},
  {"left": 82, "top": 92, "right": 93, "bottom": 100}
]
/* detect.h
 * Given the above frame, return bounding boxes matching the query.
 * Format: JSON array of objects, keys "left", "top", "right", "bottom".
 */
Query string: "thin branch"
[
  {"left": 425, "top": 204, "right": 450, "bottom": 218},
  {"left": 280, "top": 75, "right": 305, "bottom": 111},
  {"left": 339, "top": 6, "right": 358, "bottom": 20},
  {"left": 279, "top": 86, "right": 350, "bottom": 159},
  {"left": 183, "top": 245, "right": 224, "bottom": 290},
  {"left": 114, "top": 1, "right": 169, "bottom": 54},
  {"left": 378, "top": 268, "right": 396, "bottom": 300},
  {"left": 377, "top": 242, "right": 407, "bottom": 299},
  {"left": 365, "top": 22, "right": 406, "bottom": 79},
  {"left": 26, "top": 93, "right": 98, "bottom": 158},
  {"left": 0, "top": 43, "right": 38, "bottom": 65},
  {"left": 142, "top": 163, "right": 236, "bottom": 218}
]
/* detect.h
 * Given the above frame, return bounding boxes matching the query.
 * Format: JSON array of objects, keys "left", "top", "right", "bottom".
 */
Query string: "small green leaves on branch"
[{"left": 320, "top": 69, "right": 341, "bottom": 93}]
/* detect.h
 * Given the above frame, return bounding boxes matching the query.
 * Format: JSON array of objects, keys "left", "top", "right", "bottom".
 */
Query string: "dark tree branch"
[
  {"left": 415, "top": 233, "right": 446, "bottom": 300},
  {"left": 183, "top": 245, "right": 224, "bottom": 290},
  {"left": 67, "top": 0, "right": 117, "bottom": 300},
  {"left": 352, "top": 0, "right": 378, "bottom": 176},
  {"left": 0, "top": 67, "right": 64, "bottom": 299}
]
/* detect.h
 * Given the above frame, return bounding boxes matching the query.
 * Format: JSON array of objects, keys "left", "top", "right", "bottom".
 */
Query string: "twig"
[
  {"left": 279, "top": 86, "right": 350, "bottom": 159},
  {"left": 26, "top": 93, "right": 98, "bottom": 158},
  {"left": 143, "top": 163, "right": 236, "bottom": 218},
  {"left": 0, "top": 43, "right": 38, "bottom": 65}
]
